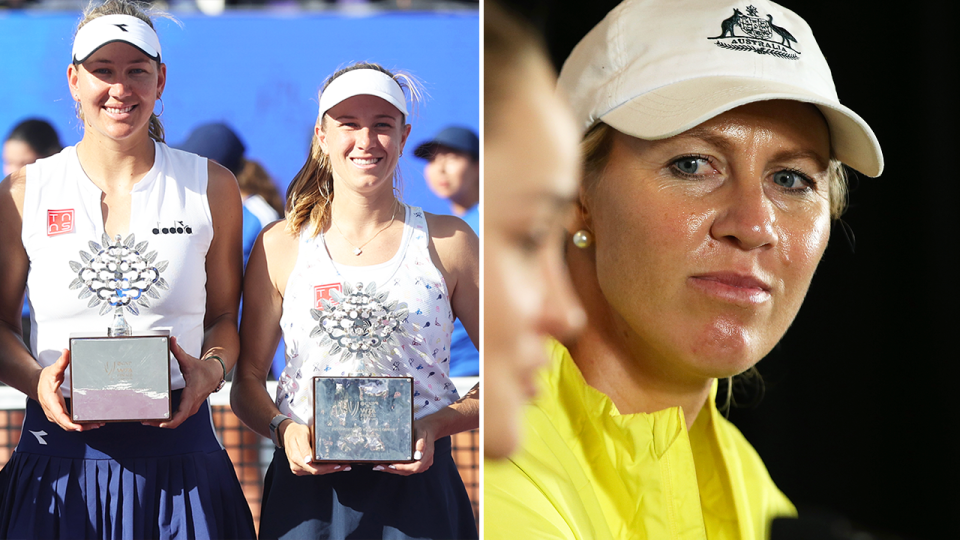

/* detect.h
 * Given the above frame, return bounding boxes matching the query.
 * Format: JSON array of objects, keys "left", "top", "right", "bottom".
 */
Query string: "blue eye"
[
  {"left": 672, "top": 156, "right": 710, "bottom": 176},
  {"left": 772, "top": 170, "right": 810, "bottom": 189}
]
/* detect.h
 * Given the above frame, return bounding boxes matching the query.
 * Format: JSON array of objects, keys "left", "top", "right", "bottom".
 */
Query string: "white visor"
[
  {"left": 73, "top": 14, "right": 162, "bottom": 64},
  {"left": 318, "top": 69, "right": 408, "bottom": 118}
]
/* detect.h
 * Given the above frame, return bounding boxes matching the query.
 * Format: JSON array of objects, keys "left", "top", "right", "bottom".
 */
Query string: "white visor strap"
[
  {"left": 72, "top": 14, "right": 162, "bottom": 64},
  {"left": 318, "top": 69, "right": 408, "bottom": 118}
]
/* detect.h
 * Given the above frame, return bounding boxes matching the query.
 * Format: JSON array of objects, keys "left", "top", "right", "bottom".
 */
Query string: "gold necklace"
[{"left": 332, "top": 200, "right": 399, "bottom": 256}]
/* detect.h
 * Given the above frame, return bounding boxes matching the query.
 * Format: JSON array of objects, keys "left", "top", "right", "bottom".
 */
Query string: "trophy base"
[
  {"left": 313, "top": 376, "right": 414, "bottom": 463},
  {"left": 69, "top": 331, "right": 172, "bottom": 422}
]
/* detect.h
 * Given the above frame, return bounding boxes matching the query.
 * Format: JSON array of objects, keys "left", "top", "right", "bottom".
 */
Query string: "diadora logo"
[
  {"left": 708, "top": 5, "right": 800, "bottom": 60},
  {"left": 314, "top": 283, "right": 342, "bottom": 310},
  {"left": 114, "top": 23, "right": 129, "bottom": 32},
  {"left": 152, "top": 220, "right": 193, "bottom": 235},
  {"left": 47, "top": 209, "right": 75, "bottom": 236}
]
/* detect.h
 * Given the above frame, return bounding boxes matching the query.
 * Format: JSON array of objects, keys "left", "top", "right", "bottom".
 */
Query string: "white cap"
[
  {"left": 72, "top": 14, "right": 162, "bottom": 64},
  {"left": 318, "top": 69, "right": 409, "bottom": 118},
  {"left": 558, "top": 0, "right": 883, "bottom": 177}
]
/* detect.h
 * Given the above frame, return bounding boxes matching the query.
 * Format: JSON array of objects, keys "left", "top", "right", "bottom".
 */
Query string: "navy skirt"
[
  {"left": 259, "top": 436, "right": 477, "bottom": 540},
  {"left": 0, "top": 392, "right": 256, "bottom": 540}
]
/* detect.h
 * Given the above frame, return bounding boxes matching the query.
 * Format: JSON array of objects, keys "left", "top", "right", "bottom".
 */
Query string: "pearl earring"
[{"left": 572, "top": 229, "right": 593, "bottom": 249}]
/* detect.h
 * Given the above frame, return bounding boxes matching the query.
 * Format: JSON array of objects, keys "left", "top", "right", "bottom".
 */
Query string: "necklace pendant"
[{"left": 353, "top": 247, "right": 362, "bottom": 256}]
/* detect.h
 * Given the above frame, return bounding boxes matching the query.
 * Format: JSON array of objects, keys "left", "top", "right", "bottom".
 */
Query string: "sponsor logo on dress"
[
  {"left": 314, "top": 283, "right": 342, "bottom": 310},
  {"left": 708, "top": 5, "right": 800, "bottom": 60},
  {"left": 152, "top": 220, "right": 193, "bottom": 235},
  {"left": 29, "top": 430, "right": 48, "bottom": 445},
  {"left": 47, "top": 209, "right": 75, "bottom": 236}
]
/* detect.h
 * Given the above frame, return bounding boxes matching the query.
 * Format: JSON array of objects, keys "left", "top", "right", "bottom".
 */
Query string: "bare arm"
[
  {"left": 0, "top": 171, "right": 40, "bottom": 396},
  {"left": 0, "top": 170, "right": 94, "bottom": 431},
  {"left": 382, "top": 213, "right": 479, "bottom": 475},
  {"left": 230, "top": 221, "right": 344, "bottom": 476},
  {"left": 154, "top": 162, "right": 243, "bottom": 428},
  {"left": 229, "top": 223, "right": 284, "bottom": 440}
]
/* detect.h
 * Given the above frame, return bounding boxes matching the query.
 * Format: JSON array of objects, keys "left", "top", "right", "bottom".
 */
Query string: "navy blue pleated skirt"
[
  {"left": 258, "top": 436, "right": 477, "bottom": 540},
  {"left": 0, "top": 392, "right": 256, "bottom": 540}
]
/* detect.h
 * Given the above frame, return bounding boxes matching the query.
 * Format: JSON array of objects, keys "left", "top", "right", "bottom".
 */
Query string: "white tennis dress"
[{"left": 22, "top": 141, "right": 212, "bottom": 395}]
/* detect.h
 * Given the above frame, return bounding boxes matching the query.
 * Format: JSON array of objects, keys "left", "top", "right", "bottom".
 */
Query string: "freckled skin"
[{"left": 574, "top": 101, "right": 832, "bottom": 396}]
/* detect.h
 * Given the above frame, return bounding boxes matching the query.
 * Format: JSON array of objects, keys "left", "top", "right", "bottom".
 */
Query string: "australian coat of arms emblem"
[{"left": 708, "top": 5, "right": 800, "bottom": 60}]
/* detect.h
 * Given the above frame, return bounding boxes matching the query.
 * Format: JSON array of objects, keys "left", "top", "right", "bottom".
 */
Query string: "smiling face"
[
  {"left": 68, "top": 41, "right": 165, "bottom": 144},
  {"left": 578, "top": 100, "right": 832, "bottom": 383},
  {"left": 318, "top": 94, "right": 411, "bottom": 195},
  {"left": 484, "top": 49, "right": 585, "bottom": 459}
]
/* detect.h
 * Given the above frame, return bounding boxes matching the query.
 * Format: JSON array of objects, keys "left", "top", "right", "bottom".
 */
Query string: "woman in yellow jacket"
[{"left": 483, "top": 0, "right": 883, "bottom": 538}]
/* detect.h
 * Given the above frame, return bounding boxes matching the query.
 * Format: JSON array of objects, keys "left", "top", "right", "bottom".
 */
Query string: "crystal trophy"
[
  {"left": 311, "top": 282, "right": 415, "bottom": 463},
  {"left": 68, "top": 234, "right": 172, "bottom": 422}
]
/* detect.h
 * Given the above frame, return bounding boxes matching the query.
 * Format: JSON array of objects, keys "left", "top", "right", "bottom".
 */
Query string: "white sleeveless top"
[
  {"left": 22, "top": 142, "right": 213, "bottom": 396},
  {"left": 276, "top": 205, "right": 460, "bottom": 424}
]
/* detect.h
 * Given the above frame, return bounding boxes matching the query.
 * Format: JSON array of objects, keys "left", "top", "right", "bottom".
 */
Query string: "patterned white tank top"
[{"left": 276, "top": 205, "right": 460, "bottom": 424}]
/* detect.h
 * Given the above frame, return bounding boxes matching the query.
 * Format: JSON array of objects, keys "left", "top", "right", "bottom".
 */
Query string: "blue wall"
[{"left": 0, "top": 9, "right": 479, "bottom": 216}]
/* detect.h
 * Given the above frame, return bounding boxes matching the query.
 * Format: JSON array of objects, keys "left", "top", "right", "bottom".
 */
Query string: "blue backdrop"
[{"left": 0, "top": 9, "right": 479, "bottom": 216}]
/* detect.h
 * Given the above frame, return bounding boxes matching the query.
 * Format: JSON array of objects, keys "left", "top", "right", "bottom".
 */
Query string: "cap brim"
[
  {"left": 600, "top": 77, "right": 883, "bottom": 177},
  {"left": 413, "top": 142, "right": 437, "bottom": 159}
]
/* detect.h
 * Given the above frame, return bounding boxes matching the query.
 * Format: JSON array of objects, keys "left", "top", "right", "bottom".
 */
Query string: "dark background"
[{"left": 500, "top": 1, "right": 959, "bottom": 538}]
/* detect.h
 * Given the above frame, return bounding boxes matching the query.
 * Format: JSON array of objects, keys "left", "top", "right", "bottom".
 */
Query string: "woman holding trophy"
[
  {"left": 230, "top": 62, "right": 479, "bottom": 539},
  {"left": 0, "top": 0, "right": 255, "bottom": 537}
]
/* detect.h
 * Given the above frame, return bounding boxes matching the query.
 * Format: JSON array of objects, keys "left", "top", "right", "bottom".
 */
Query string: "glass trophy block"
[
  {"left": 69, "top": 331, "right": 171, "bottom": 422},
  {"left": 313, "top": 376, "right": 414, "bottom": 463}
]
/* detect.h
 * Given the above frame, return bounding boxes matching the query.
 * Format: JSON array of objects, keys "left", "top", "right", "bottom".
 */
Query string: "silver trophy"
[
  {"left": 311, "top": 282, "right": 415, "bottom": 463},
  {"left": 68, "top": 234, "right": 171, "bottom": 422}
]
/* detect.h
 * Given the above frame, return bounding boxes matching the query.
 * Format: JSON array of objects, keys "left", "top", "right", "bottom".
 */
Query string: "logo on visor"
[
  {"left": 115, "top": 23, "right": 129, "bottom": 32},
  {"left": 708, "top": 5, "right": 800, "bottom": 60}
]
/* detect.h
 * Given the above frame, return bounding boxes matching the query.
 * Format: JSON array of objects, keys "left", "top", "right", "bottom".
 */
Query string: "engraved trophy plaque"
[
  {"left": 68, "top": 234, "right": 172, "bottom": 422},
  {"left": 311, "top": 282, "right": 415, "bottom": 463}
]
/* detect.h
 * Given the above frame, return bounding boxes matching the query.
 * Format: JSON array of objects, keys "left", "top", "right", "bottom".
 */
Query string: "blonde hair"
[
  {"left": 285, "top": 62, "right": 423, "bottom": 237},
  {"left": 581, "top": 121, "right": 849, "bottom": 219},
  {"left": 484, "top": 1, "right": 550, "bottom": 141},
  {"left": 74, "top": 0, "right": 171, "bottom": 143}
]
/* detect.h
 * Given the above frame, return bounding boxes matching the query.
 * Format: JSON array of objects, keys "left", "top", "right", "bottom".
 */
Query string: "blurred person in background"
[
  {"left": 414, "top": 126, "right": 480, "bottom": 377},
  {"left": 482, "top": 0, "right": 585, "bottom": 460},
  {"left": 0, "top": 1, "right": 255, "bottom": 537},
  {"left": 3, "top": 118, "right": 62, "bottom": 177},
  {"left": 237, "top": 157, "right": 284, "bottom": 226},
  {"left": 230, "top": 61, "right": 479, "bottom": 539},
  {"left": 484, "top": 0, "right": 884, "bottom": 537},
  {"left": 177, "top": 121, "right": 264, "bottom": 265}
]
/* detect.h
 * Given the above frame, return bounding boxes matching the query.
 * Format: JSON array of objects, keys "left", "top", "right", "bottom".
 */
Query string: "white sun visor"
[
  {"left": 72, "top": 14, "right": 162, "bottom": 64},
  {"left": 318, "top": 69, "right": 408, "bottom": 118}
]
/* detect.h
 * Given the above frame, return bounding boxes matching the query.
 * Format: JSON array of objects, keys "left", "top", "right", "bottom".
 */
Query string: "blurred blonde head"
[{"left": 483, "top": 1, "right": 585, "bottom": 459}]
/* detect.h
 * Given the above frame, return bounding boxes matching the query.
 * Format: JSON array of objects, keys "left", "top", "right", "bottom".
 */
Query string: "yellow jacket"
[{"left": 484, "top": 340, "right": 795, "bottom": 539}]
